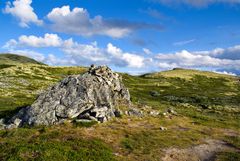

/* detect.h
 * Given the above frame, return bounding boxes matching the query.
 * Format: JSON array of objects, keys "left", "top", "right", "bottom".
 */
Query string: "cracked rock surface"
[{"left": 2, "top": 65, "right": 130, "bottom": 129}]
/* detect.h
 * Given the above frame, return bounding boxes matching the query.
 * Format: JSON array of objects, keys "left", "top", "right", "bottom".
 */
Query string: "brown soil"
[{"left": 162, "top": 139, "right": 238, "bottom": 161}]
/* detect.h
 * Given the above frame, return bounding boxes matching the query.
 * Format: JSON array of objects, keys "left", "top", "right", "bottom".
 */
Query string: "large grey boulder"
[{"left": 4, "top": 65, "right": 130, "bottom": 128}]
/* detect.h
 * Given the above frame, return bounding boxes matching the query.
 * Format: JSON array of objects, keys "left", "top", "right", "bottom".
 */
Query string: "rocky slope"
[{"left": 1, "top": 65, "right": 130, "bottom": 129}]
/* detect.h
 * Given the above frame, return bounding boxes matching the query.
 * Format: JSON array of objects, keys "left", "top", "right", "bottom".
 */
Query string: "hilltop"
[
  {"left": 0, "top": 55, "right": 239, "bottom": 161},
  {"left": 143, "top": 68, "right": 236, "bottom": 79},
  {"left": 0, "top": 53, "right": 45, "bottom": 66}
]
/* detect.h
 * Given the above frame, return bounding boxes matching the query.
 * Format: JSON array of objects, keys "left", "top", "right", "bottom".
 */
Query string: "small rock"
[
  {"left": 0, "top": 119, "right": 5, "bottom": 130},
  {"left": 114, "top": 109, "right": 122, "bottom": 117},
  {"left": 160, "top": 126, "right": 167, "bottom": 131},
  {"left": 113, "top": 153, "right": 121, "bottom": 156},
  {"left": 90, "top": 64, "right": 96, "bottom": 69},
  {"left": 168, "top": 108, "right": 177, "bottom": 115},
  {"left": 128, "top": 108, "right": 143, "bottom": 117},
  {"left": 58, "top": 119, "right": 67, "bottom": 124},
  {"left": 149, "top": 110, "right": 160, "bottom": 116},
  {"left": 75, "top": 119, "right": 93, "bottom": 123},
  {"left": 5, "top": 123, "right": 18, "bottom": 129},
  {"left": 149, "top": 91, "right": 160, "bottom": 97},
  {"left": 142, "top": 105, "right": 151, "bottom": 110},
  {"left": 0, "top": 118, "right": 4, "bottom": 124},
  {"left": 13, "top": 118, "right": 22, "bottom": 127}
]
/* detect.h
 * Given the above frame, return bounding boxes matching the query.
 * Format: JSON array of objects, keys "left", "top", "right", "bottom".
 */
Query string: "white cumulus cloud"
[
  {"left": 3, "top": 33, "right": 63, "bottom": 48},
  {"left": 20, "top": 34, "right": 62, "bottom": 47},
  {"left": 62, "top": 38, "right": 109, "bottom": 63},
  {"left": 3, "top": 34, "right": 147, "bottom": 68},
  {"left": 3, "top": 0, "right": 43, "bottom": 27},
  {"left": 107, "top": 43, "right": 145, "bottom": 68},
  {"left": 155, "top": 48, "right": 240, "bottom": 75},
  {"left": 46, "top": 6, "right": 163, "bottom": 38}
]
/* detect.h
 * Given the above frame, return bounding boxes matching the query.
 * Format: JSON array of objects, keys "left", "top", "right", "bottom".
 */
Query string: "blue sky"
[{"left": 0, "top": 0, "right": 240, "bottom": 75}]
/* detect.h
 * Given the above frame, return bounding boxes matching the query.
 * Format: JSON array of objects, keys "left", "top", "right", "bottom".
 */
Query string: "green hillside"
[
  {"left": 143, "top": 68, "right": 235, "bottom": 79},
  {"left": 0, "top": 53, "right": 45, "bottom": 66},
  {"left": 0, "top": 58, "right": 239, "bottom": 161}
]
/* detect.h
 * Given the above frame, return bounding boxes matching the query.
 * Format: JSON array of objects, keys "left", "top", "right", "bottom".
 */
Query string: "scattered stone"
[
  {"left": 0, "top": 118, "right": 4, "bottom": 124},
  {"left": 167, "top": 108, "right": 177, "bottom": 115},
  {"left": 141, "top": 105, "right": 151, "bottom": 110},
  {"left": 149, "top": 110, "right": 160, "bottom": 116},
  {"left": 13, "top": 118, "right": 22, "bottom": 127},
  {"left": 75, "top": 119, "right": 93, "bottom": 123},
  {"left": 0, "top": 119, "right": 5, "bottom": 130},
  {"left": 160, "top": 126, "right": 167, "bottom": 131},
  {"left": 114, "top": 109, "right": 122, "bottom": 118},
  {"left": 150, "top": 91, "right": 160, "bottom": 97},
  {"left": 127, "top": 108, "right": 143, "bottom": 117},
  {"left": 4, "top": 65, "right": 131, "bottom": 128}
]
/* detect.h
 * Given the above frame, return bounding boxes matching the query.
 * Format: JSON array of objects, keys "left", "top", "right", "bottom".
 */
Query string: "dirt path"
[{"left": 162, "top": 139, "right": 238, "bottom": 161}]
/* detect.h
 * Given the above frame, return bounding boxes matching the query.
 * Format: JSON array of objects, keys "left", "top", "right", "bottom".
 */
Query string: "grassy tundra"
[{"left": 0, "top": 54, "right": 239, "bottom": 161}]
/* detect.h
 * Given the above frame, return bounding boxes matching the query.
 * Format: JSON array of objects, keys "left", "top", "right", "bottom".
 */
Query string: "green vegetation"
[
  {"left": 223, "top": 135, "right": 240, "bottom": 149},
  {"left": 0, "top": 128, "right": 115, "bottom": 161},
  {"left": 215, "top": 152, "right": 240, "bottom": 161},
  {"left": 0, "top": 53, "right": 45, "bottom": 65},
  {"left": 0, "top": 57, "right": 87, "bottom": 120},
  {"left": 73, "top": 120, "right": 98, "bottom": 128},
  {"left": 123, "top": 70, "right": 240, "bottom": 129},
  {"left": 0, "top": 54, "right": 239, "bottom": 160}
]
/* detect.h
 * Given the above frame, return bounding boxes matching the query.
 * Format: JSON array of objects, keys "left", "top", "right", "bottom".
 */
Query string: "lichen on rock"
[{"left": 4, "top": 65, "right": 131, "bottom": 128}]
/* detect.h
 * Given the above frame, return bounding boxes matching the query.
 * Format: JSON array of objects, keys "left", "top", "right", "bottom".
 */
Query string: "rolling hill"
[
  {"left": 0, "top": 54, "right": 239, "bottom": 161},
  {"left": 0, "top": 53, "right": 45, "bottom": 66},
  {"left": 143, "top": 68, "right": 236, "bottom": 79}
]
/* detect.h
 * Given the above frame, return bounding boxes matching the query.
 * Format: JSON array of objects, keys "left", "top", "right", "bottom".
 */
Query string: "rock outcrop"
[{"left": 2, "top": 65, "right": 130, "bottom": 129}]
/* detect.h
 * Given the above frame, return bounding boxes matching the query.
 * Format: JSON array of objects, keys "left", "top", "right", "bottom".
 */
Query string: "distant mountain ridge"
[{"left": 0, "top": 53, "right": 45, "bottom": 65}]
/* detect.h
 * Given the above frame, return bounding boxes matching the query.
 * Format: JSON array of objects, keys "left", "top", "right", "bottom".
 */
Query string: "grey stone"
[
  {"left": 168, "top": 108, "right": 177, "bottom": 115},
  {"left": 5, "top": 65, "right": 131, "bottom": 128},
  {"left": 5, "top": 124, "right": 19, "bottom": 129},
  {"left": 0, "top": 119, "right": 5, "bottom": 130},
  {"left": 149, "top": 110, "right": 160, "bottom": 116},
  {"left": 163, "top": 112, "right": 167, "bottom": 116},
  {"left": 114, "top": 109, "right": 122, "bottom": 117},
  {"left": 75, "top": 119, "right": 94, "bottom": 123},
  {"left": 160, "top": 126, "right": 167, "bottom": 131},
  {"left": 127, "top": 108, "right": 143, "bottom": 117},
  {"left": 149, "top": 91, "right": 160, "bottom": 97},
  {"left": 13, "top": 118, "right": 22, "bottom": 127},
  {"left": 0, "top": 118, "right": 4, "bottom": 124}
]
